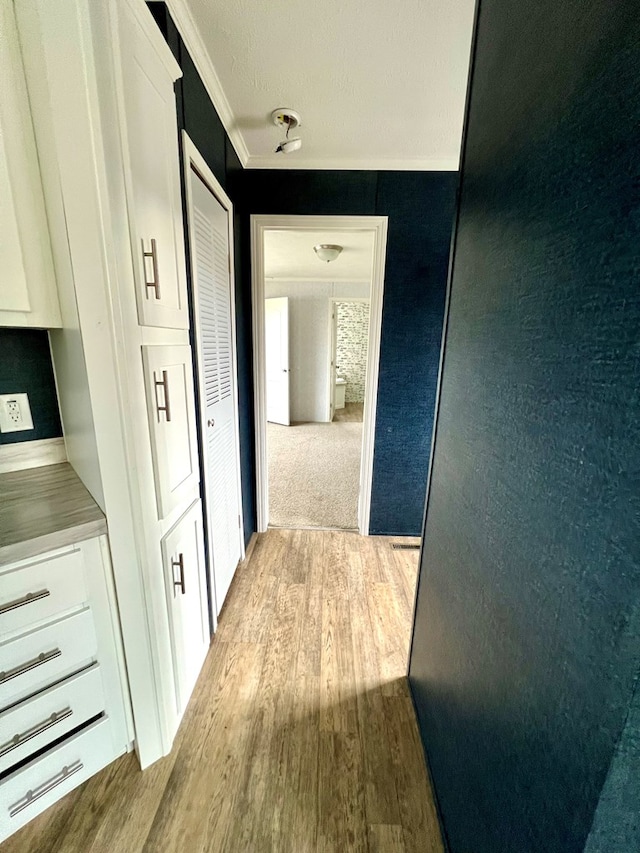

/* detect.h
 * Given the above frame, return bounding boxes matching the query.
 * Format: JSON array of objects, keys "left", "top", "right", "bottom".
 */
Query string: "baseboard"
[{"left": 242, "top": 531, "right": 259, "bottom": 564}]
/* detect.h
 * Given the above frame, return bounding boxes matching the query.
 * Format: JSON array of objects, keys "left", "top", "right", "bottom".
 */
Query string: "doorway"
[{"left": 251, "top": 216, "right": 388, "bottom": 534}]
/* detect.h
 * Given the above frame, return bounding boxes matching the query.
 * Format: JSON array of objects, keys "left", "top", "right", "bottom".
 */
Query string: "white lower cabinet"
[
  {"left": 0, "top": 717, "right": 114, "bottom": 839},
  {"left": 0, "top": 540, "right": 130, "bottom": 844},
  {"left": 161, "top": 500, "right": 210, "bottom": 720}
]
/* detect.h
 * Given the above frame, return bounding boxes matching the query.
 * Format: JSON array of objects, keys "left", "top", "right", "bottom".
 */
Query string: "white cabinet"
[
  {"left": 119, "top": 0, "right": 189, "bottom": 330},
  {"left": 0, "top": 538, "right": 130, "bottom": 843},
  {"left": 0, "top": 1, "right": 60, "bottom": 328},
  {"left": 142, "top": 344, "right": 200, "bottom": 518},
  {"left": 161, "top": 500, "right": 209, "bottom": 719}
]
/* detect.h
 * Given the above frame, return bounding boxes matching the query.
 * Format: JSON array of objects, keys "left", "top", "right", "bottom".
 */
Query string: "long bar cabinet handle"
[
  {"left": 0, "top": 589, "right": 50, "bottom": 616},
  {"left": 172, "top": 553, "right": 185, "bottom": 596},
  {"left": 0, "top": 648, "right": 62, "bottom": 684},
  {"left": 9, "top": 760, "right": 83, "bottom": 817},
  {"left": 0, "top": 707, "right": 73, "bottom": 758},
  {"left": 141, "top": 238, "right": 161, "bottom": 299},
  {"left": 154, "top": 370, "right": 172, "bottom": 422}
]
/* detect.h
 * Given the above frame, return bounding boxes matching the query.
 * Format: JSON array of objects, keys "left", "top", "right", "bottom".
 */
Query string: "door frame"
[
  {"left": 327, "top": 296, "right": 371, "bottom": 423},
  {"left": 251, "top": 215, "right": 388, "bottom": 535},
  {"left": 182, "top": 131, "right": 245, "bottom": 626}
]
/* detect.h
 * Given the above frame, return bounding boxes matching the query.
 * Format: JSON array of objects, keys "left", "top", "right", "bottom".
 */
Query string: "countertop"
[{"left": 0, "top": 462, "right": 107, "bottom": 567}]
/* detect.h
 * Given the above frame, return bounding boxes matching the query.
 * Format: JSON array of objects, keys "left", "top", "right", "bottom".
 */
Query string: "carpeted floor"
[{"left": 268, "top": 417, "right": 363, "bottom": 529}]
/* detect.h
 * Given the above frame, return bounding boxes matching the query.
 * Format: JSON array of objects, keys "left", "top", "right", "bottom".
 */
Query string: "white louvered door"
[{"left": 188, "top": 166, "right": 242, "bottom": 617}]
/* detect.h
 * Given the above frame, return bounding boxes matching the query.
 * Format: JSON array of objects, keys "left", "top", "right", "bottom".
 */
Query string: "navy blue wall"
[
  {"left": 149, "top": 4, "right": 457, "bottom": 538},
  {"left": 408, "top": 0, "right": 640, "bottom": 851},
  {"left": 238, "top": 170, "right": 458, "bottom": 535},
  {"left": 0, "top": 329, "right": 62, "bottom": 446}
]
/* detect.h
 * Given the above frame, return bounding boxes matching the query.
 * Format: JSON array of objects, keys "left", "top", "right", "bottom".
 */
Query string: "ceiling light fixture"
[
  {"left": 272, "top": 108, "right": 302, "bottom": 154},
  {"left": 313, "top": 244, "right": 343, "bottom": 263}
]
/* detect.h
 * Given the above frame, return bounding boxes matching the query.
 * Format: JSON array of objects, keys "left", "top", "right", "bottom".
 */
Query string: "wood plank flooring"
[{"left": 2, "top": 529, "right": 442, "bottom": 853}]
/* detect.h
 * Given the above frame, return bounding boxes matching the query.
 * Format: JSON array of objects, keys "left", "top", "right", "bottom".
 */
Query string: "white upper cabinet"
[
  {"left": 118, "top": 0, "right": 189, "bottom": 330},
  {"left": 0, "top": 1, "right": 60, "bottom": 328}
]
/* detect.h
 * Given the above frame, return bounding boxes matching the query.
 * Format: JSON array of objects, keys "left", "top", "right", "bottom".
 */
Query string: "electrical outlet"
[{"left": 0, "top": 393, "right": 34, "bottom": 433}]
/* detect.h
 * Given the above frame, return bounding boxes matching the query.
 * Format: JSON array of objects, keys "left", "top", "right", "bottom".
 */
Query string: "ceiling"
[
  {"left": 264, "top": 230, "right": 376, "bottom": 281},
  {"left": 168, "top": 0, "right": 476, "bottom": 171}
]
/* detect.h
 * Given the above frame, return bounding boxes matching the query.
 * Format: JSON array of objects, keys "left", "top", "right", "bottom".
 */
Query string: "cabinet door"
[
  {"left": 161, "top": 500, "right": 209, "bottom": 717},
  {"left": 119, "top": 1, "right": 188, "bottom": 329},
  {"left": 0, "top": 1, "right": 60, "bottom": 328},
  {"left": 142, "top": 345, "right": 200, "bottom": 518}
]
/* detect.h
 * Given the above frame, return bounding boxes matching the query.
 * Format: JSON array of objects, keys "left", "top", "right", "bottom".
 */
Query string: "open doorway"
[{"left": 251, "top": 216, "right": 388, "bottom": 534}]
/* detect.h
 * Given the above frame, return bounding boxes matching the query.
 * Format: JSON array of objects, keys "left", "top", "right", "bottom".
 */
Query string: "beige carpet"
[{"left": 268, "top": 419, "right": 363, "bottom": 529}]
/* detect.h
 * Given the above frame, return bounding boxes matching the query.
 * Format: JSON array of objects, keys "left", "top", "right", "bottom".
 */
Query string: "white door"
[
  {"left": 265, "top": 297, "right": 290, "bottom": 425},
  {"left": 141, "top": 344, "right": 200, "bottom": 519},
  {"left": 161, "top": 499, "right": 209, "bottom": 720},
  {"left": 120, "top": 0, "right": 189, "bottom": 330},
  {"left": 187, "top": 166, "right": 243, "bottom": 617}
]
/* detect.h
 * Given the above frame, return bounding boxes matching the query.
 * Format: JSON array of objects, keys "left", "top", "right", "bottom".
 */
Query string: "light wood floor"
[{"left": 3, "top": 529, "right": 442, "bottom": 853}]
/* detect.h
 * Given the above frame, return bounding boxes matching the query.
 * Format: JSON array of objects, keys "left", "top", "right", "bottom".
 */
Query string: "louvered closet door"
[{"left": 189, "top": 168, "right": 242, "bottom": 616}]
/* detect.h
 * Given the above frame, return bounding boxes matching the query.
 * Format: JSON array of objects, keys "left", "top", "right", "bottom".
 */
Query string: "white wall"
[{"left": 265, "top": 280, "right": 369, "bottom": 422}]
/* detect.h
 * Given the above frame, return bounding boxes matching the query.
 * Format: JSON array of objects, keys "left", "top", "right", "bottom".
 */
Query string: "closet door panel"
[
  {"left": 141, "top": 345, "right": 199, "bottom": 518},
  {"left": 161, "top": 500, "right": 209, "bottom": 718},
  {"left": 120, "top": 2, "right": 188, "bottom": 329}
]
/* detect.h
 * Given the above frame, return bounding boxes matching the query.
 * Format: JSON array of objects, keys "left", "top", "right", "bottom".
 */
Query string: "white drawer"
[
  {"left": 0, "top": 664, "right": 105, "bottom": 774},
  {"left": 0, "top": 717, "right": 117, "bottom": 842},
  {"left": 0, "top": 609, "right": 97, "bottom": 710},
  {"left": 0, "top": 548, "right": 88, "bottom": 637}
]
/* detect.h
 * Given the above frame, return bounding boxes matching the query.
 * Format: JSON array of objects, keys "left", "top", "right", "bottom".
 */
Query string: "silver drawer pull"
[
  {"left": 9, "top": 760, "right": 83, "bottom": 817},
  {"left": 0, "top": 589, "right": 50, "bottom": 616},
  {"left": 0, "top": 648, "right": 62, "bottom": 684},
  {"left": 0, "top": 707, "right": 73, "bottom": 758}
]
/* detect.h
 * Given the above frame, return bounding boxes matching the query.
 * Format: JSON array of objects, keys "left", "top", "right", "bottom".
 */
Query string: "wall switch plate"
[{"left": 0, "top": 393, "right": 34, "bottom": 433}]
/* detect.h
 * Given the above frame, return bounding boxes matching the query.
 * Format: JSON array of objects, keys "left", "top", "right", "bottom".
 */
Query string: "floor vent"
[{"left": 391, "top": 543, "right": 421, "bottom": 551}]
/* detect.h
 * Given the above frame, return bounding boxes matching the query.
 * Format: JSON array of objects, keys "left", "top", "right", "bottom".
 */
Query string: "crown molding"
[
  {"left": 164, "top": 0, "right": 250, "bottom": 167},
  {"left": 245, "top": 154, "right": 460, "bottom": 171}
]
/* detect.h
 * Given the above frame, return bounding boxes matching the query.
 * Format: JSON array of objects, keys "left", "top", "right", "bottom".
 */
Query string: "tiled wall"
[{"left": 335, "top": 301, "right": 370, "bottom": 403}]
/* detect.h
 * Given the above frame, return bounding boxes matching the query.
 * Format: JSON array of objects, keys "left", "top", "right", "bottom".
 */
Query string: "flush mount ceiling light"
[
  {"left": 313, "top": 244, "right": 343, "bottom": 263},
  {"left": 272, "top": 108, "right": 302, "bottom": 154}
]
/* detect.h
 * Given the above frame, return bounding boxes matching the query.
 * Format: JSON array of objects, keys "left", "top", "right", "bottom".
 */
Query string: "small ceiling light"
[
  {"left": 314, "top": 244, "right": 343, "bottom": 263},
  {"left": 272, "top": 108, "right": 302, "bottom": 154}
]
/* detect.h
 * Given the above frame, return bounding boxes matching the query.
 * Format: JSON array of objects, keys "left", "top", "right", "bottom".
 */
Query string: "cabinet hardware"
[
  {"left": 141, "top": 238, "right": 161, "bottom": 299},
  {"left": 0, "top": 707, "right": 72, "bottom": 758},
  {"left": 0, "top": 589, "right": 50, "bottom": 616},
  {"left": 172, "top": 553, "right": 185, "bottom": 596},
  {"left": 9, "top": 760, "right": 83, "bottom": 817},
  {"left": 207, "top": 418, "right": 215, "bottom": 427},
  {"left": 0, "top": 648, "right": 62, "bottom": 684},
  {"left": 154, "top": 370, "right": 171, "bottom": 422}
]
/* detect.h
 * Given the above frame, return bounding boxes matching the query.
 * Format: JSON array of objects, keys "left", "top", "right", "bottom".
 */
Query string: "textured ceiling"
[
  {"left": 175, "top": 0, "right": 476, "bottom": 170},
  {"left": 264, "top": 230, "right": 376, "bottom": 280}
]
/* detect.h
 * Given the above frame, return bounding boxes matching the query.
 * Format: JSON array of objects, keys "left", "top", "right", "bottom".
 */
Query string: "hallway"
[{"left": 3, "top": 529, "right": 442, "bottom": 853}]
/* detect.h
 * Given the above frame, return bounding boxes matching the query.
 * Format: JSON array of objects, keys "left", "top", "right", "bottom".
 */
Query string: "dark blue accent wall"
[
  {"left": 149, "top": 3, "right": 457, "bottom": 538},
  {"left": 0, "top": 329, "right": 62, "bottom": 446},
  {"left": 408, "top": 0, "right": 640, "bottom": 851},
  {"left": 239, "top": 170, "right": 458, "bottom": 535}
]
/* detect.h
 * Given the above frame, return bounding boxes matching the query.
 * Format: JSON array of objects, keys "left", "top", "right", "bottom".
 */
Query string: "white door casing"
[
  {"left": 251, "top": 216, "right": 388, "bottom": 535},
  {"left": 183, "top": 135, "right": 244, "bottom": 620},
  {"left": 265, "top": 297, "right": 291, "bottom": 426}
]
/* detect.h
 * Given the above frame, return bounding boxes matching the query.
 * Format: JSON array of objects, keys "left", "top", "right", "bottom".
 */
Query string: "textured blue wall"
[
  {"left": 0, "top": 329, "right": 62, "bottom": 446},
  {"left": 409, "top": 1, "right": 640, "bottom": 851}
]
